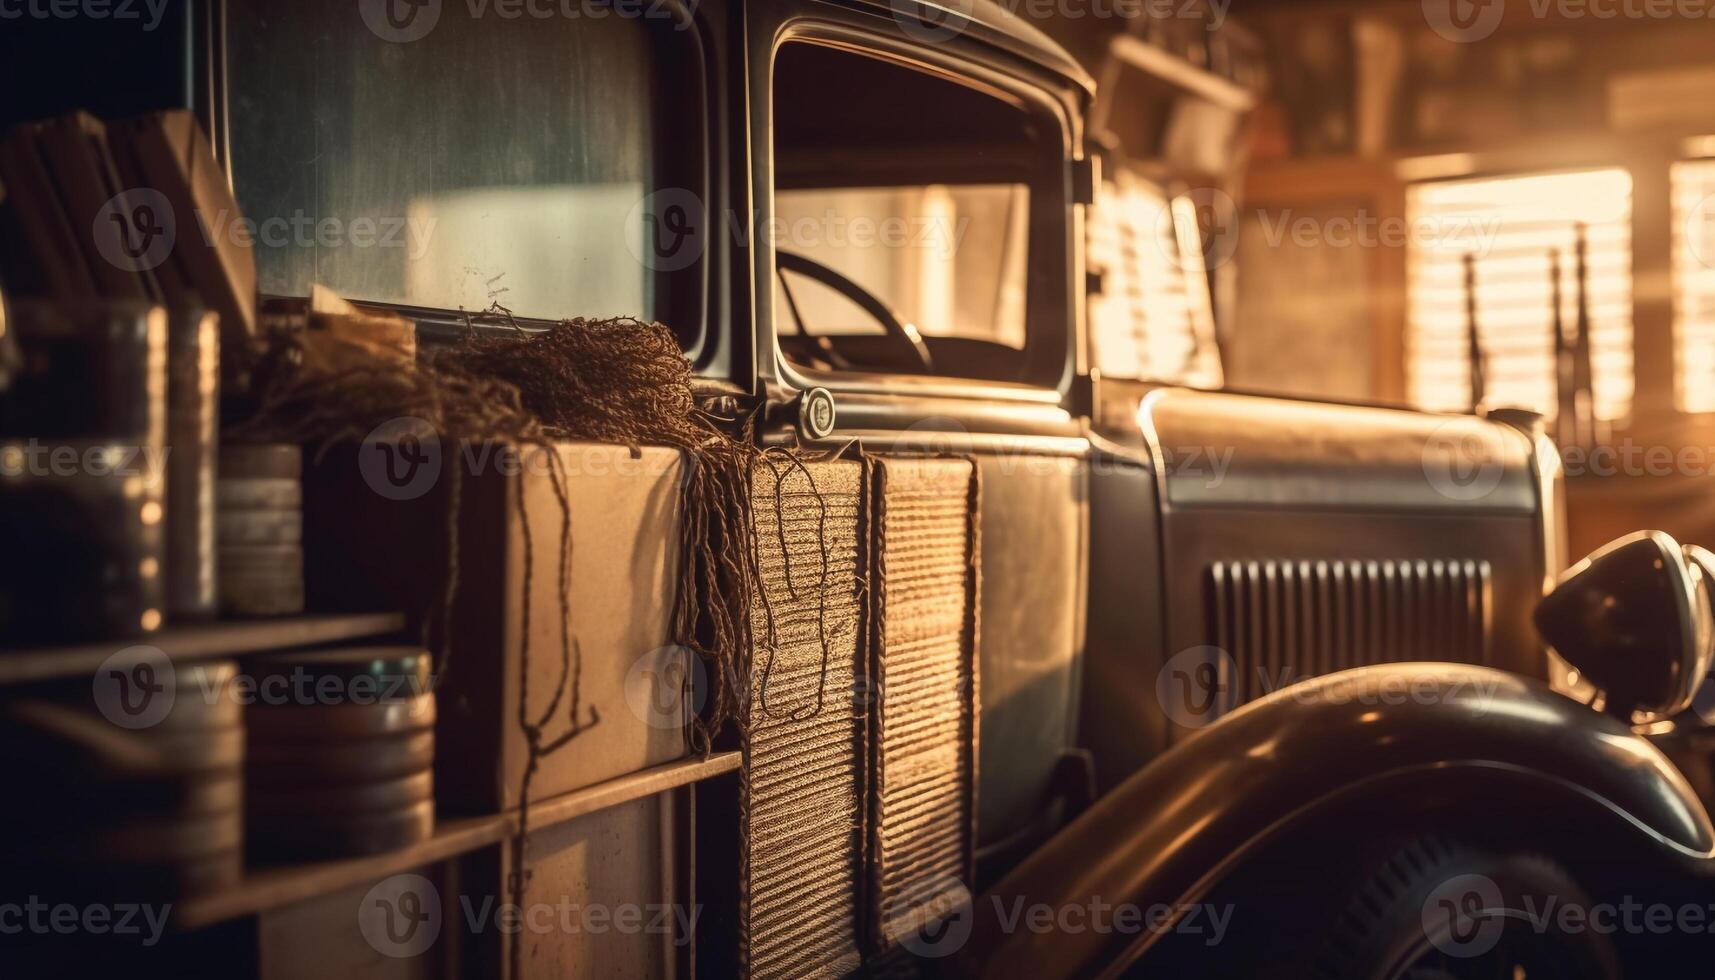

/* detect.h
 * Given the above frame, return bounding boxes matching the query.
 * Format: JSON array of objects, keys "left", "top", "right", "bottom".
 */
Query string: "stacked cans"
[
  {"left": 164, "top": 309, "right": 219, "bottom": 619},
  {"left": 0, "top": 656, "right": 243, "bottom": 903},
  {"left": 0, "top": 301, "right": 166, "bottom": 642},
  {"left": 244, "top": 647, "right": 436, "bottom": 861},
  {"left": 218, "top": 444, "right": 304, "bottom": 616}
]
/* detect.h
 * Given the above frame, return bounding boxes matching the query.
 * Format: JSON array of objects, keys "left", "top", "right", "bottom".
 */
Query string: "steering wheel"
[{"left": 776, "top": 249, "right": 934, "bottom": 374}]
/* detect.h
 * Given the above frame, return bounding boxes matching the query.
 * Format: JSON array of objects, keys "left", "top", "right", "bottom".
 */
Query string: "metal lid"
[
  {"left": 245, "top": 646, "right": 432, "bottom": 689},
  {"left": 220, "top": 443, "right": 302, "bottom": 479}
]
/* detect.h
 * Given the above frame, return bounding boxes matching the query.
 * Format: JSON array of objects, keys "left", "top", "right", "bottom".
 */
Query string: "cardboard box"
[
  {"left": 305, "top": 441, "right": 687, "bottom": 814},
  {"left": 468, "top": 788, "right": 694, "bottom": 980}
]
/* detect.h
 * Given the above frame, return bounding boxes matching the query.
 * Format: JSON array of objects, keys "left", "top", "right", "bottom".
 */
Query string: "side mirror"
[{"left": 1535, "top": 530, "right": 1714, "bottom": 721}]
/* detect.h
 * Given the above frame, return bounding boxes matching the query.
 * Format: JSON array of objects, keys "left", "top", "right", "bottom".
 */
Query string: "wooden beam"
[{"left": 0, "top": 613, "right": 409, "bottom": 686}]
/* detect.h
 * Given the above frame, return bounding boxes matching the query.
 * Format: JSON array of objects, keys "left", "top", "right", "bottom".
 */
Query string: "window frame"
[
  {"left": 749, "top": 3, "right": 1086, "bottom": 432},
  {"left": 214, "top": 0, "right": 735, "bottom": 387}
]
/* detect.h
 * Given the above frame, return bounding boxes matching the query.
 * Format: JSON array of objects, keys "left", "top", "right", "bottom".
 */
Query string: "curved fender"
[{"left": 953, "top": 663, "right": 1714, "bottom": 980}]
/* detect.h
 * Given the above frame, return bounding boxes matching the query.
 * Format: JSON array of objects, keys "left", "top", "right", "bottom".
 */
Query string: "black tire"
[{"left": 1310, "top": 835, "right": 1621, "bottom": 980}]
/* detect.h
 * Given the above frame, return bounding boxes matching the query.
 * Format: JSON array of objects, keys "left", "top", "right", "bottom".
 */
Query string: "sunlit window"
[
  {"left": 1087, "top": 173, "right": 1223, "bottom": 388},
  {"left": 227, "top": 0, "right": 700, "bottom": 335},
  {"left": 773, "top": 184, "right": 1029, "bottom": 348},
  {"left": 1407, "top": 169, "right": 1633, "bottom": 422},
  {"left": 1673, "top": 159, "right": 1715, "bottom": 413}
]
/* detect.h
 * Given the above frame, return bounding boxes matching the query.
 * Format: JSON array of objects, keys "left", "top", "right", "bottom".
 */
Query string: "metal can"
[
  {"left": 0, "top": 301, "right": 166, "bottom": 644},
  {"left": 217, "top": 443, "right": 304, "bottom": 617},
  {"left": 166, "top": 308, "right": 219, "bottom": 619}
]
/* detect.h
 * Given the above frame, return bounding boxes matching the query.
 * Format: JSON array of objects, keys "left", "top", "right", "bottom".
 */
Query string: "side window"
[
  {"left": 225, "top": 0, "right": 702, "bottom": 345},
  {"left": 770, "top": 42, "right": 1065, "bottom": 387},
  {"left": 1087, "top": 172, "right": 1223, "bottom": 388}
]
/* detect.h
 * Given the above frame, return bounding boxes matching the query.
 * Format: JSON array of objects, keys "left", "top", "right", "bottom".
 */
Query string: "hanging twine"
[{"left": 438, "top": 309, "right": 781, "bottom": 751}]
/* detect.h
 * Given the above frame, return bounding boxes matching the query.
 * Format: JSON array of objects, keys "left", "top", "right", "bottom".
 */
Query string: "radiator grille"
[
  {"left": 869, "top": 457, "right": 978, "bottom": 966},
  {"left": 1206, "top": 559, "right": 1492, "bottom": 705},
  {"left": 741, "top": 459, "right": 867, "bottom": 980}
]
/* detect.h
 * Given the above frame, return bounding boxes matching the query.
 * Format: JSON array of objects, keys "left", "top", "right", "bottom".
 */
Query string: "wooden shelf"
[
  {"left": 173, "top": 752, "right": 741, "bottom": 931},
  {"left": 1109, "top": 34, "right": 1255, "bottom": 113},
  {"left": 174, "top": 814, "right": 509, "bottom": 931},
  {"left": 0, "top": 613, "right": 408, "bottom": 686}
]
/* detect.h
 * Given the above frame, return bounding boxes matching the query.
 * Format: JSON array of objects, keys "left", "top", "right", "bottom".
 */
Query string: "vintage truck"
[{"left": 5, "top": 0, "right": 1715, "bottom": 977}]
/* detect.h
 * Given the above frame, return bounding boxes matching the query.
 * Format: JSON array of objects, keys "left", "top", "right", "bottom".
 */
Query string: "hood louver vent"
[{"left": 1206, "top": 559, "right": 1492, "bottom": 707}]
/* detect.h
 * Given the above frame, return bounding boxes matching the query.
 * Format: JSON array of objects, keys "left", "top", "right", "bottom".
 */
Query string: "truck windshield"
[
  {"left": 774, "top": 183, "right": 1029, "bottom": 349},
  {"left": 772, "top": 40, "right": 1062, "bottom": 385}
]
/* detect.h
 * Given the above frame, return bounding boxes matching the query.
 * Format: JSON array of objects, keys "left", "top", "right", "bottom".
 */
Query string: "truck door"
[{"left": 737, "top": 5, "right": 1096, "bottom": 965}]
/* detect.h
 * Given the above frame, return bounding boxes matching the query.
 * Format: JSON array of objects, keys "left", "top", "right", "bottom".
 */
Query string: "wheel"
[
  {"left": 775, "top": 248, "right": 935, "bottom": 373},
  {"left": 1311, "top": 835, "right": 1621, "bottom": 980}
]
